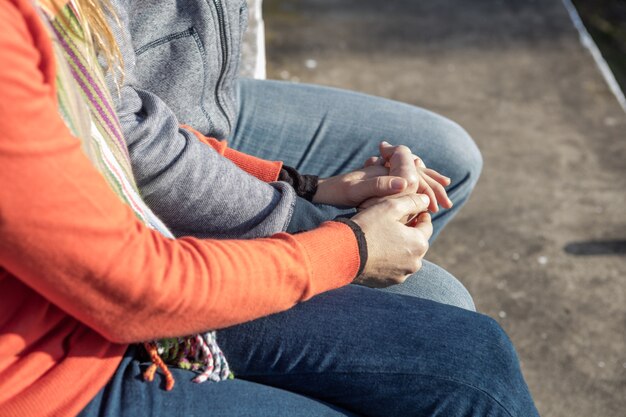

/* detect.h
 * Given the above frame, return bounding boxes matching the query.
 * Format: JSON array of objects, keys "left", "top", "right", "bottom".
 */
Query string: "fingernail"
[
  {"left": 381, "top": 140, "right": 390, "bottom": 146},
  {"left": 391, "top": 178, "right": 406, "bottom": 190},
  {"left": 419, "top": 194, "right": 430, "bottom": 205}
]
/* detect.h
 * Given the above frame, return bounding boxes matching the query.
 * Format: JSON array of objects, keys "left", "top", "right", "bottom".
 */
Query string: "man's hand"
[
  {"left": 312, "top": 164, "right": 410, "bottom": 207},
  {"left": 351, "top": 193, "right": 433, "bottom": 287},
  {"left": 361, "top": 141, "right": 453, "bottom": 212}
]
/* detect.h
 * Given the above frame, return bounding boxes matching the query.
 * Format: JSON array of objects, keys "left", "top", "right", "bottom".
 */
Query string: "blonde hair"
[{"left": 55, "top": 0, "right": 124, "bottom": 77}]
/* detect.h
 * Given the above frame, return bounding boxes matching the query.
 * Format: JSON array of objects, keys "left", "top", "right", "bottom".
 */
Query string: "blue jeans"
[{"left": 80, "top": 287, "right": 538, "bottom": 416}]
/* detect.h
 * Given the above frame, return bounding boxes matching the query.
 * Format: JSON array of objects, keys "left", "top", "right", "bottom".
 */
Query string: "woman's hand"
[
  {"left": 312, "top": 141, "right": 452, "bottom": 212},
  {"left": 350, "top": 193, "right": 433, "bottom": 288},
  {"left": 361, "top": 141, "right": 453, "bottom": 212},
  {"left": 312, "top": 164, "right": 410, "bottom": 207}
]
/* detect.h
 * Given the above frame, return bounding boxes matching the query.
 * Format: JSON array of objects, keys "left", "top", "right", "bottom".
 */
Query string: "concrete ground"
[{"left": 263, "top": 1, "right": 626, "bottom": 416}]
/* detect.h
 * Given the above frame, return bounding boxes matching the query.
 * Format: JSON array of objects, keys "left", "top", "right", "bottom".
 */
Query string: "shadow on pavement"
[{"left": 564, "top": 239, "right": 626, "bottom": 255}]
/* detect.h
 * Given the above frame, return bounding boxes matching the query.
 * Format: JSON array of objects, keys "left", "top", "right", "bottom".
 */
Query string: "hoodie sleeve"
[{"left": 104, "top": 0, "right": 297, "bottom": 239}]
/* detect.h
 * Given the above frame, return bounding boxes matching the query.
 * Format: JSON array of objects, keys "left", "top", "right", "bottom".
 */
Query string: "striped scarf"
[{"left": 37, "top": 0, "right": 231, "bottom": 389}]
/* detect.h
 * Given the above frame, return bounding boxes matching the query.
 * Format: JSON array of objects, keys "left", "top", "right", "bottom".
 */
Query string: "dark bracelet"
[
  {"left": 333, "top": 218, "right": 368, "bottom": 278},
  {"left": 278, "top": 165, "right": 319, "bottom": 201}
]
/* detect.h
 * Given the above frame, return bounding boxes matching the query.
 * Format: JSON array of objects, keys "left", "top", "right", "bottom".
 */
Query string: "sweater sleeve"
[
  {"left": 0, "top": 4, "right": 360, "bottom": 344},
  {"left": 103, "top": 1, "right": 295, "bottom": 239},
  {"left": 183, "top": 125, "right": 282, "bottom": 183}
]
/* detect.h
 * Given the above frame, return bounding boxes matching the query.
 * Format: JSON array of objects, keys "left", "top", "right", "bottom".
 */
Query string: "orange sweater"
[{"left": 0, "top": 0, "right": 361, "bottom": 415}]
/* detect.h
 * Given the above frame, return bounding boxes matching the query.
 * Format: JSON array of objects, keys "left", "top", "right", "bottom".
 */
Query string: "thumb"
[
  {"left": 411, "top": 212, "right": 433, "bottom": 240},
  {"left": 379, "top": 140, "right": 395, "bottom": 159},
  {"left": 351, "top": 176, "right": 408, "bottom": 202},
  {"left": 365, "top": 193, "right": 431, "bottom": 221}
]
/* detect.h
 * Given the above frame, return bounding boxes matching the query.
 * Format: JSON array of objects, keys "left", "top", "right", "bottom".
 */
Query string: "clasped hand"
[
  {"left": 312, "top": 141, "right": 453, "bottom": 213},
  {"left": 312, "top": 141, "right": 453, "bottom": 287}
]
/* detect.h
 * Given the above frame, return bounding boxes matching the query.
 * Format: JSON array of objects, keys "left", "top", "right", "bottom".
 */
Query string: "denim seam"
[{"left": 243, "top": 371, "right": 516, "bottom": 417}]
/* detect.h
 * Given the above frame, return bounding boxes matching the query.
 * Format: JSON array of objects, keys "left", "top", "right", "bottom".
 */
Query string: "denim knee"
[
  {"left": 403, "top": 109, "right": 483, "bottom": 202},
  {"left": 460, "top": 315, "right": 539, "bottom": 417},
  {"left": 379, "top": 260, "right": 476, "bottom": 311},
  {"left": 437, "top": 117, "right": 483, "bottom": 194},
  {"left": 454, "top": 121, "right": 482, "bottom": 189}
]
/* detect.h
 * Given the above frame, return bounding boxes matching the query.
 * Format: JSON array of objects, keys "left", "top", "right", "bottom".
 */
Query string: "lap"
[
  {"left": 79, "top": 347, "right": 356, "bottom": 417},
  {"left": 217, "top": 285, "right": 537, "bottom": 417},
  {"left": 82, "top": 288, "right": 535, "bottom": 417},
  {"left": 230, "top": 78, "right": 481, "bottom": 181}
]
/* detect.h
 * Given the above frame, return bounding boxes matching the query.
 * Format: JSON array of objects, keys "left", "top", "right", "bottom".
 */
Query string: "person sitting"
[{"left": 0, "top": 0, "right": 540, "bottom": 416}]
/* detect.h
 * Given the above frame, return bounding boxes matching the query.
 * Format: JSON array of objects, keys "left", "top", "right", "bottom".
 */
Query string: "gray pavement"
[{"left": 264, "top": 1, "right": 626, "bottom": 416}]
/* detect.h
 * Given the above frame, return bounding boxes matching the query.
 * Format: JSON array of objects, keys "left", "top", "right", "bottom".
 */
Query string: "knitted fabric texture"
[{"left": 37, "top": 0, "right": 231, "bottom": 389}]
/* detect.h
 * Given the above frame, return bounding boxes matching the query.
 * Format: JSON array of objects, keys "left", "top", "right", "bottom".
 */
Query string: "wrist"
[
  {"left": 333, "top": 218, "right": 368, "bottom": 278},
  {"left": 312, "top": 176, "right": 349, "bottom": 206},
  {"left": 311, "top": 177, "right": 328, "bottom": 203}
]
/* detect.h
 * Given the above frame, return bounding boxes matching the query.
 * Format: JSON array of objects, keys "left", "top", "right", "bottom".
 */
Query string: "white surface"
[{"left": 241, "top": 0, "right": 266, "bottom": 79}]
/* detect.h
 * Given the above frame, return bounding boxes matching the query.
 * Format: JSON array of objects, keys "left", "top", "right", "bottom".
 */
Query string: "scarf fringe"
[{"left": 142, "top": 332, "right": 232, "bottom": 390}]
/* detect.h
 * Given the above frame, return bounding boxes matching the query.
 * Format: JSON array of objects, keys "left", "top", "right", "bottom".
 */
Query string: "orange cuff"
[
  {"left": 290, "top": 221, "right": 361, "bottom": 298},
  {"left": 182, "top": 125, "right": 283, "bottom": 182}
]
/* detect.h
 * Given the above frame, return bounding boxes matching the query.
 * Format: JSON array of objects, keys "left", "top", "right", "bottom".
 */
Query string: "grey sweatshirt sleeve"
[{"left": 106, "top": 0, "right": 296, "bottom": 239}]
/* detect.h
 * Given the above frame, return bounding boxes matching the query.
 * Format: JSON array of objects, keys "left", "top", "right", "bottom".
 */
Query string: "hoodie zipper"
[{"left": 212, "top": 0, "right": 231, "bottom": 131}]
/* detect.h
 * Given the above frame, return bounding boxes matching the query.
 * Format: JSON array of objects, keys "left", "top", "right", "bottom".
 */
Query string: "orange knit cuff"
[
  {"left": 291, "top": 221, "right": 361, "bottom": 296},
  {"left": 222, "top": 147, "right": 283, "bottom": 183},
  {"left": 181, "top": 125, "right": 283, "bottom": 182}
]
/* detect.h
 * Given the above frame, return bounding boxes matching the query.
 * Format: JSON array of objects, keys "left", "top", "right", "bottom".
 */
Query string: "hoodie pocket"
[{"left": 134, "top": 27, "right": 214, "bottom": 132}]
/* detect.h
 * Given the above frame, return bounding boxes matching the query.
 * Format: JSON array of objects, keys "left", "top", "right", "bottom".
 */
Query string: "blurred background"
[
  {"left": 574, "top": 0, "right": 626, "bottom": 91},
  {"left": 261, "top": 0, "right": 626, "bottom": 416}
]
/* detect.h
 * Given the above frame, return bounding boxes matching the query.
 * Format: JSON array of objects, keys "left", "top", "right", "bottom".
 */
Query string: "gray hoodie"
[
  {"left": 105, "top": 0, "right": 350, "bottom": 239},
  {"left": 125, "top": 0, "right": 246, "bottom": 139}
]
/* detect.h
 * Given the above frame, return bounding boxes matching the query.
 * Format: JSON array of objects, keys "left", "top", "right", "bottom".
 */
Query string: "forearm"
[
  {"left": 0, "top": 136, "right": 360, "bottom": 344},
  {"left": 120, "top": 96, "right": 296, "bottom": 238}
]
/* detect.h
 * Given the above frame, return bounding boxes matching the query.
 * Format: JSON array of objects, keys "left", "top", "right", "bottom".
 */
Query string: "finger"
[
  {"left": 370, "top": 193, "right": 430, "bottom": 220},
  {"left": 358, "top": 196, "right": 387, "bottom": 209},
  {"left": 379, "top": 140, "right": 394, "bottom": 158},
  {"left": 406, "top": 214, "right": 420, "bottom": 227},
  {"left": 361, "top": 164, "right": 389, "bottom": 179},
  {"left": 379, "top": 141, "right": 410, "bottom": 160},
  {"left": 380, "top": 146, "right": 419, "bottom": 187},
  {"left": 418, "top": 177, "right": 438, "bottom": 212},
  {"left": 423, "top": 175, "right": 453, "bottom": 209},
  {"left": 388, "top": 148, "right": 419, "bottom": 186},
  {"left": 412, "top": 212, "right": 433, "bottom": 241},
  {"left": 413, "top": 155, "right": 427, "bottom": 169},
  {"left": 364, "top": 156, "right": 384, "bottom": 168},
  {"left": 350, "top": 176, "right": 408, "bottom": 202},
  {"left": 424, "top": 168, "right": 451, "bottom": 186}
]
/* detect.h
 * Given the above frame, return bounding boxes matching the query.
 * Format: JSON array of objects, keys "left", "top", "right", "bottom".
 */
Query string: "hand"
[
  {"left": 312, "top": 164, "right": 409, "bottom": 207},
  {"left": 351, "top": 193, "right": 433, "bottom": 288},
  {"left": 362, "top": 141, "right": 453, "bottom": 212}
]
